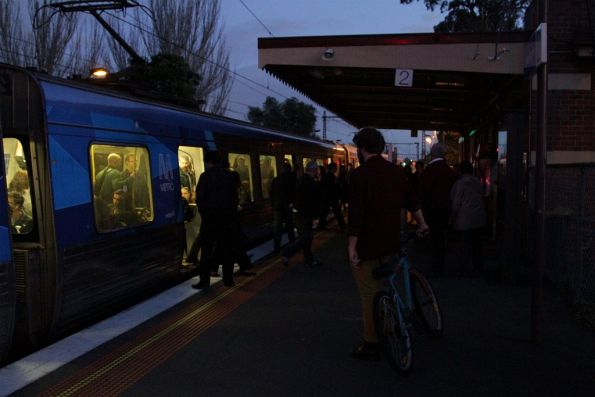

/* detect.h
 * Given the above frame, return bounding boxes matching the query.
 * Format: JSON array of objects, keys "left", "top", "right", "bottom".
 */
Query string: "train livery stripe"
[{"left": 35, "top": 233, "right": 333, "bottom": 397}]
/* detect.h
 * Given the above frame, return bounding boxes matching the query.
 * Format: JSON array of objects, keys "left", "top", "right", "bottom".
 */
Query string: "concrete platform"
[{"left": 6, "top": 226, "right": 595, "bottom": 397}]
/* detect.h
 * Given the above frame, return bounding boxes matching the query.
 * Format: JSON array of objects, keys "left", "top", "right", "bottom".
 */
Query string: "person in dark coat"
[
  {"left": 94, "top": 153, "right": 126, "bottom": 205},
  {"left": 192, "top": 150, "right": 240, "bottom": 289},
  {"left": 419, "top": 143, "right": 457, "bottom": 276},
  {"left": 270, "top": 162, "right": 296, "bottom": 253},
  {"left": 318, "top": 162, "right": 346, "bottom": 230},
  {"left": 347, "top": 127, "right": 429, "bottom": 360},
  {"left": 281, "top": 160, "right": 322, "bottom": 267}
]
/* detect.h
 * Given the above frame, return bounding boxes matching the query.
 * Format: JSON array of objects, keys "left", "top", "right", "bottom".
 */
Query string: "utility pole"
[{"left": 532, "top": 0, "right": 548, "bottom": 344}]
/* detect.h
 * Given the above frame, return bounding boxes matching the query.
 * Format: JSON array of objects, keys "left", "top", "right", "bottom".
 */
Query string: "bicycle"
[{"left": 372, "top": 237, "right": 443, "bottom": 375}]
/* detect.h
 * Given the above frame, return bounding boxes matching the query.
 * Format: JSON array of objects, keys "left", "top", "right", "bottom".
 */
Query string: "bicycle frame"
[{"left": 384, "top": 254, "right": 414, "bottom": 331}]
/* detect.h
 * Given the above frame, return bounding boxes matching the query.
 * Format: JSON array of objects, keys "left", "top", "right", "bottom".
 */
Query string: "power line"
[
  {"left": 104, "top": 11, "right": 292, "bottom": 101},
  {"left": 238, "top": 0, "right": 274, "bottom": 37}
]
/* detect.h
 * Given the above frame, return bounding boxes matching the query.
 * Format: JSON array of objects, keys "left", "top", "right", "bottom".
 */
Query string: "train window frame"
[
  {"left": 178, "top": 146, "right": 205, "bottom": 203},
  {"left": 228, "top": 152, "right": 254, "bottom": 205},
  {"left": 89, "top": 143, "right": 154, "bottom": 233},
  {"left": 258, "top": 154, "right": 277, "bottom": 200},
  {"left": 3, "top": 137, "right": 36, "bottom": 237}
]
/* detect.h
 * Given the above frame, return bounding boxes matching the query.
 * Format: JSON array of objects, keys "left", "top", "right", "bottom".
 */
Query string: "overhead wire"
[{"left": 238, "top": 0, "right": 274, "bottom": 37}]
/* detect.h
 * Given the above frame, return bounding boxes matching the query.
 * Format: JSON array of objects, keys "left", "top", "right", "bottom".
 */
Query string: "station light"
[
  {"left": 90, "top": 67, "right": 109, "bottom": 79},
  {"left": 424, "top": 136, "right": 433, "bottom": 145}
]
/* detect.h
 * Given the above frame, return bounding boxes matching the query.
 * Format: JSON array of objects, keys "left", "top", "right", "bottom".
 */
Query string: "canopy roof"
[{"left": 259, "top": 32, "right": 532, "bottom": 131}]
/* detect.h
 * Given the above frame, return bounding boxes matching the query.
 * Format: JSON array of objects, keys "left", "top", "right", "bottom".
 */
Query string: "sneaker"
[
  {"left": 192, "top": 281, "right": 210, "bottom": 290},
  {"left": 351, "top": 342, "right": 380, "bottom": 361}
]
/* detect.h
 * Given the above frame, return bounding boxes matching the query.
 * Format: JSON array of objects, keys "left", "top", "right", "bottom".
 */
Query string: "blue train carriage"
[{"left": 0, "top": 64, "right": 351, "bottom": 357}]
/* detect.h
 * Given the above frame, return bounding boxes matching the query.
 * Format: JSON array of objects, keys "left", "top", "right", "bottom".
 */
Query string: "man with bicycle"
[{"left": 347, "top": 127, "right": 429, "bottom": 360}]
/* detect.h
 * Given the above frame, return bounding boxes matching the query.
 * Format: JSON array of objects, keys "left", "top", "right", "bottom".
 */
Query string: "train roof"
[{"left": 7, "top": 65, "right": 337, "bottom": 149}]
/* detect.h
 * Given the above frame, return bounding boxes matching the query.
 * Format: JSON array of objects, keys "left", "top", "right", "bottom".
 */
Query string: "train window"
[
  {"left": 259, "top": 155, "right": 277, "bottom": 199},
  {"left": 229, "top": 153, "right": 253, "bottom": 204},
  {"left": 3, "top": 138, "right": 34, "bottom": 235},
  {"left": 90, "top": 144, "right": 154, "bottom": 232},
  {"left": 178, "top": 146, "right": 205, "bottom": 202},
  {"left": 302, "top": 157, "right": 314, "bottom": 169},
  {"left": 283, "top": 154, "right": 293, "bottom": 168}
]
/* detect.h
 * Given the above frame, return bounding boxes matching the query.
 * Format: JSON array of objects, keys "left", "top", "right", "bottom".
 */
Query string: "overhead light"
[
  {"left": 90, "top": 67, "right": 109, "bottom": 79},
  {"left": 322, "top": 48, "right": 334, "bottom": 61}
]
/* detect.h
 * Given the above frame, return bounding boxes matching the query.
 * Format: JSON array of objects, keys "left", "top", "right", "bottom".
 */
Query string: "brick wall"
[{"left": 526, "top": 0, "right": 595, "bottom": 152}]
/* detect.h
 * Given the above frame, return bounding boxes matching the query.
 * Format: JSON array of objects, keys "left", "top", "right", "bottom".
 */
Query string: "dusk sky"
[{"left": 219, "top": 0, "right": 445, "bottom": 158}]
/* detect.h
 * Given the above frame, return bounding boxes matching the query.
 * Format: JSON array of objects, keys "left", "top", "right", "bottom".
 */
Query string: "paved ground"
[{"left": 12, "top": 226, "right": 595, "bottom": 397}]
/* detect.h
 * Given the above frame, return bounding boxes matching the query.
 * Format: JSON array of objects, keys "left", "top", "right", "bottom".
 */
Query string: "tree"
[
  {"left": 0, "top": 0, "right": 79, "bottom": 76},
  {"left": 128, "top": 0, "right": 232, "bottom": 115},
  {"left": 120, "top": 53, "right": 200, "bottom": 107},
  {"left": 248, "top": 97, "right": 317, "bottom": 137},
  {"left": 400, "top": 0, "right": 531, "bottom": 33}
]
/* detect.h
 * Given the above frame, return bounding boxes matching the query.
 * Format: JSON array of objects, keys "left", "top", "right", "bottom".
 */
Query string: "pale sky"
[{"left": 219, "top": 0, "right": 445, "bottom": 158}]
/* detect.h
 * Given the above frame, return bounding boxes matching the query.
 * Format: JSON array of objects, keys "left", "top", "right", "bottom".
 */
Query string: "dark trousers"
[
  {"left": 273, "top": 207, "right": 295, "bottom": 252},
  {"left": 425, "top": 210, "right": 450, "bottom": 274},
  {"left": 319, "top": 200, "right": 345, "bottom": 229},
  {"left": 199, "top": 211, "right": 238, "bottom": 284},
  {"left": 281, "top": 215, "right": 314, "bottom": 264},
  {"left": 458, "top": 228, "right": 483, "bottom": 274}
]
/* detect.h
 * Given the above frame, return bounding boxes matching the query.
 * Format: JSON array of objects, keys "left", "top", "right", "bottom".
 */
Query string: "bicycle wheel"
[
  {"left": 373, "top": 291, "right": 413, "bottom": 374},
  {"left": 410, "top": 269, "right": 443, "bottom": 338}
]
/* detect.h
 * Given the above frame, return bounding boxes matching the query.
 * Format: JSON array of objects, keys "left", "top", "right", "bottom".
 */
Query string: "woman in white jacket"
[{"left": 450, "top": 161, "right": 486, "bottom": 275}]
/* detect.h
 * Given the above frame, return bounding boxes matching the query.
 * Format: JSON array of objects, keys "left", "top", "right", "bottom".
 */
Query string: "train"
[{"left": 0, "top": 64, "right": 358, "bottom": 363}]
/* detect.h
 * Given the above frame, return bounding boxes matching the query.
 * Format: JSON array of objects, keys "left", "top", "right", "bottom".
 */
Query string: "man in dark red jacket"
[
  {"left": 347, "top": 127, "right": 428, "bottom": 360},
  {"left": 419, "top": 143, "right": 457, "bottom": 276}
]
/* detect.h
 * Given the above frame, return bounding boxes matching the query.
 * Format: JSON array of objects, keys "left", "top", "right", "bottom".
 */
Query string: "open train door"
[{"left": 0, "top": 132, "right": 15, "bottom": 362}]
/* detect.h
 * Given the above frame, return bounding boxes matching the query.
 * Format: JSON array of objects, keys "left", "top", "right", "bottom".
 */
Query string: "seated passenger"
[
  {"left": 7, "top": 191, "right": 33, "bottom": 234},
  {"left": 104, "top": 189, "right": 137, "bottom": 229}
]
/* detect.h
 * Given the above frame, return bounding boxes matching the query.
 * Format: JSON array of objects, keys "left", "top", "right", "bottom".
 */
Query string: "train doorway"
[{"left": 0, "top": 130, "right": 16, "bottom": 362}]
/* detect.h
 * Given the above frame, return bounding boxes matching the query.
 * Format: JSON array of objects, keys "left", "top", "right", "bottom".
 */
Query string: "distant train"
[{"left": 0, "top": 64, "right": 358, "bottom": 362}]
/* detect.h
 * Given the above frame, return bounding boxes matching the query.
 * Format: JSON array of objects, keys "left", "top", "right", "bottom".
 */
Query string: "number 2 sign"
[{"left": 395, "top": 69, "right": 413, "bottom": 87}]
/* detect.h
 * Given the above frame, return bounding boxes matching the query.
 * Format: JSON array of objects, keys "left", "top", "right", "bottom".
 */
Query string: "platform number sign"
[{"left": 395, "top": 69, "right": 413, "bottom": 87}]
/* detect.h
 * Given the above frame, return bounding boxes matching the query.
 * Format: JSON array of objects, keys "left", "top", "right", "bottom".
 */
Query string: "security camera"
[{"left": 322, "top": 48, "right": 334, "bottom": 61}]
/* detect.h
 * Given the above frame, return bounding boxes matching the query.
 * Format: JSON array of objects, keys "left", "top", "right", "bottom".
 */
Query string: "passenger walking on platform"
[
  {"left": 450, "top": 160, "right": 486, "bottom": 275},
  {"left": 419, "top": 143, "right": 456, "bottom": 276},
  {"left": 347, "top": 127, "right": 428, "bottom": 360},
  {"left": 336, "top": 164, "right": 349, "bottom": 211},
  {"left": 281, "top": 160, "right": 323, "bottom": 267},
  {"left": 271, "top": 162, "right": 296, "bottom": 253},
  {"left": 192, "top": 150, "right": 240, "bottom": 289},
  {"left": 318, "top": 162, "right": 346, "bottom": 230}
]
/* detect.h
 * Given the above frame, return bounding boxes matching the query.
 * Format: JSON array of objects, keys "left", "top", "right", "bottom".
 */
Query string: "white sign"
[
  {"left": 524, "top": 23, "right": 547, "bottom": 75},
  {"left": 395, "top": 69, "right": 413, "bottom": 87}
]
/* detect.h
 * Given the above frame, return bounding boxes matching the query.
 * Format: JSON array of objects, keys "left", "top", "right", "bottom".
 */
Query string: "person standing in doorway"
[
  {"left": 192, "top": 150, "right": 240, "bottom": 289},
  {"left": 271, "top": 162, "right": 296, "bottom": 253},
  {"left": 347, "top": 127, "right": 428, "bottom": 360}
]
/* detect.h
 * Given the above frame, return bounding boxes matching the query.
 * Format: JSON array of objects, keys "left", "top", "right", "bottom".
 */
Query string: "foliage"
[
  {"left": 121, "top": 53, "right": 200, "bottom": 107},
  {"left": 248, "top": 97, "right": 317, "bottom": 137},
  {"left": 400, "top": 0, "right": 531, "bottom": 32}
]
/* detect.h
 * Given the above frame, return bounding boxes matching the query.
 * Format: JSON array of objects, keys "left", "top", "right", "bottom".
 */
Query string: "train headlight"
[{"left": 90, "top": 67, "right": 109, "bottom": 79}]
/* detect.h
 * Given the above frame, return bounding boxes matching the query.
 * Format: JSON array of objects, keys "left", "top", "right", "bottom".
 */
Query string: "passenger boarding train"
[{"left": 0, "top": 64, "right": 357, "bottom": 363}]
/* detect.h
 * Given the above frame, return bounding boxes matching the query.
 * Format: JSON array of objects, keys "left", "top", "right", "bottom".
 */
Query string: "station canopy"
[{"left": 258, "top": 32, "right": 531, "bottom": 132}]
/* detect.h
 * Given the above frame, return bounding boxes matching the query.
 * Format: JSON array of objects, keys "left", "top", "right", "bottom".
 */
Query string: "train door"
[
  {"left": 0, "top": 133, "right": 16, "bottom": 362},
  {"left": 178, "top": 146, "right": 205, "bottom": 264}
]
